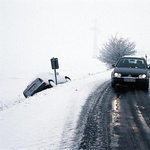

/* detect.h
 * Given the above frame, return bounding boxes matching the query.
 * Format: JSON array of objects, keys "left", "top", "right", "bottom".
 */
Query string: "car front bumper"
[{"left": 111, "top": 77, "right": 149, "bottom": 87}]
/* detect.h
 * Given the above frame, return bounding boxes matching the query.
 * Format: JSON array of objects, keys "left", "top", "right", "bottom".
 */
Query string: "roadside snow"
[{"left": 0, "top": 59, "right": 111, "bottom": 150}]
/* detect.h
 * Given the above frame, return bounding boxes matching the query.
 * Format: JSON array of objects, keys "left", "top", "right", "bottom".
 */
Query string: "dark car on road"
[{"left": 111, "top": 56, "right": 150, "bottom": 90}]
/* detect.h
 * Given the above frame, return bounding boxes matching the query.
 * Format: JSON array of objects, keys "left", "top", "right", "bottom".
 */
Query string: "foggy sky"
[{"left": 1, "top": 0, "right": 150, "bottom": 76}]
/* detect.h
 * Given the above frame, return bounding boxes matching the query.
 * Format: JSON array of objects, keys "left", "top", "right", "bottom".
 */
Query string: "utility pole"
[
  {"left": 145, "top": 54, "right": 147, "bottom": 62},
  {"left": 92, "top": 20, "right": 100, "bottom": 59}
]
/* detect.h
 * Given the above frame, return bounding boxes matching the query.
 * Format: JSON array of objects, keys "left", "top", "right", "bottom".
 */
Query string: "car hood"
[{"left": 114, "top": 67, "right": 148, "bottom": 76}]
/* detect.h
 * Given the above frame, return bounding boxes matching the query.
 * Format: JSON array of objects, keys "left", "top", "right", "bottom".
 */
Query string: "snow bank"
[{"left": 0, "top": 59, "right": 111, "bottom": 149}]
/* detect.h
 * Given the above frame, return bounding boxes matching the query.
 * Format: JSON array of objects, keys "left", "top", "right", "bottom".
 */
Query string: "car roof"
[{"left": 121, "top": 56, "right": 145, "bottom": 59}]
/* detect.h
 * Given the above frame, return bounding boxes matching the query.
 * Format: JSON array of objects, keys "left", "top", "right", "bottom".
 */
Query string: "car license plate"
[{"left": 124, "top": 78, "right": 135, "bottom": 82}]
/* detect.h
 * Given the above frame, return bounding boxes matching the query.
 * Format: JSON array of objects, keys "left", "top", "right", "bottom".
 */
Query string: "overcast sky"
[{"left": 1, "top": 0, "right": 150, "bottom": 76}]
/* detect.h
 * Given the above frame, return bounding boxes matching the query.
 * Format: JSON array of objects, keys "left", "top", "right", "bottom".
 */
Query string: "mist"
[{"left": 1, "top": 0, "right": 150, "bottom": 77}]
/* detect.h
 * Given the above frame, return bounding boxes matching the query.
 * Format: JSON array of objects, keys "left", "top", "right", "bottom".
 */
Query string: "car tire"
[
  {"left": 65, "top": 76, "right": 71, "bottom": 82},
  {"left": 111, "top": 82, "right": 115, "bottom": 88},
  {"left": 142, "top": 83, "right": 149, "bottom": 91},
  {"left": 48, "top": 80, "right": 56, "bottom": 87},
  {"left": 144, "top": 84, "right": 149, "bottom": 91}
]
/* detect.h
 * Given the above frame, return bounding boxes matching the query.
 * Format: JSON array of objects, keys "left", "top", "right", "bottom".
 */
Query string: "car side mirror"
[
  {"left": 112, "top": 64, "right": 116, "bottom": 67},
  {"left": 148, "top": 65, "right": 150, "bottom": 69}
]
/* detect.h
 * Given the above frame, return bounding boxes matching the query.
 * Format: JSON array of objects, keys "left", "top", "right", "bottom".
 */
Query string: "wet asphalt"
[{"left": 74, "top": 81, "right": 150, "bottom": 150}]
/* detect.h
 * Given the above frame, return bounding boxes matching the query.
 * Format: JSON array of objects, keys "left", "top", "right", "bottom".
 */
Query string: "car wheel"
[
  {"left": 48, "top": 80, "right": 56, "bottom": 87},
  {"left": 111, "top": 82, "right": 115, "bottom": 88},
  {"left": 143, "top": 83, "right": 149, "bottom": 91},
  {"left": 65, "top": 76, "right": 71, "bottom": 82}
]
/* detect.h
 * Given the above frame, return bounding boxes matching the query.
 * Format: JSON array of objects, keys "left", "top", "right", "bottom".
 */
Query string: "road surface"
[{"left": 74, "top": 81, "right": 150, "bottom": 150}]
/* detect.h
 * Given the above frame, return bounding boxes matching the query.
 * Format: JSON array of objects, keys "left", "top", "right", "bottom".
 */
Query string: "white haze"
[{"left": 1, "top": 0, "right": 150, "bottom": 77}]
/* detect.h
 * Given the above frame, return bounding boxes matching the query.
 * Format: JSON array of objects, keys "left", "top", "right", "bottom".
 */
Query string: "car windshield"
[{"left": 116, "top": 58, "right": 147, "bottom": 69}]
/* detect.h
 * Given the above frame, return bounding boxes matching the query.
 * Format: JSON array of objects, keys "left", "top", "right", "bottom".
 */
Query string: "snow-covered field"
[{"left": 0, "top": 59, "right": 111, "bottom": 150}]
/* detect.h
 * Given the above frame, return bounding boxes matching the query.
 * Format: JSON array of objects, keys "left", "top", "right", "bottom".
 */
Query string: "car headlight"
[
  {"left": 114, "top": 73, "right": 121, "bottom": 77},
  {"left": 139, "top": 74, "right": 146, "bottom": 79}
]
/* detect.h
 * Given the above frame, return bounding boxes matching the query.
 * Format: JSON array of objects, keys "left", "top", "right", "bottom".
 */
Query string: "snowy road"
[
  {"left": 1, "top": 61, "right": 150, "bottom": 150},
  {"left": 75, "top": 81, "right": 150, "bottom": 150}
]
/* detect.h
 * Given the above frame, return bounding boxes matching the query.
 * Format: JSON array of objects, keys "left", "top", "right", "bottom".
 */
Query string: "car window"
[{"left": 117, "top": 58, "right": 146, "bottom": 69}]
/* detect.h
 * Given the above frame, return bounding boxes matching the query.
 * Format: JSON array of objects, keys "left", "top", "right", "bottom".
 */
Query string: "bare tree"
[{"left": 98, "top": 35, "right": 136, "bottom": 67}]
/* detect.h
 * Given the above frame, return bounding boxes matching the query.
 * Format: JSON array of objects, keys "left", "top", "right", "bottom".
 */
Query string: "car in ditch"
[
  {"left": 23, "top": 72, "right": 71, "bottom": 98},
  {"left": 111, "top": 56, "right": 150, "bottom": 90}
]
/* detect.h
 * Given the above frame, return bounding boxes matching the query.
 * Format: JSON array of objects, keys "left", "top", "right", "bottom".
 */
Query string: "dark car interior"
[{"left": 117, "top": 58, "right": 146, "bottom": 69}]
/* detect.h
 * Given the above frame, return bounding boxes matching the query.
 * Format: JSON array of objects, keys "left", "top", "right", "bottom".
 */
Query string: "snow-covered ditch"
[{"left": 0, "top": 59, "right": 111, "bottom": 150}]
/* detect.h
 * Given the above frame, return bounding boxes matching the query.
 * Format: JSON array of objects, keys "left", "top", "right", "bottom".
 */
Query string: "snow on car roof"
[
  {"left": 27, "top": 72, "right": 55, "bottom": 85},
  {"left": 30, "top": 72, "right": 67, "bottom": 85}
]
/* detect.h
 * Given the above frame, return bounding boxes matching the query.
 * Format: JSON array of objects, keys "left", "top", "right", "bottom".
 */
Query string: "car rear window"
[{"left": 117, "top": 58, "right": 147, "bottom": 69}]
